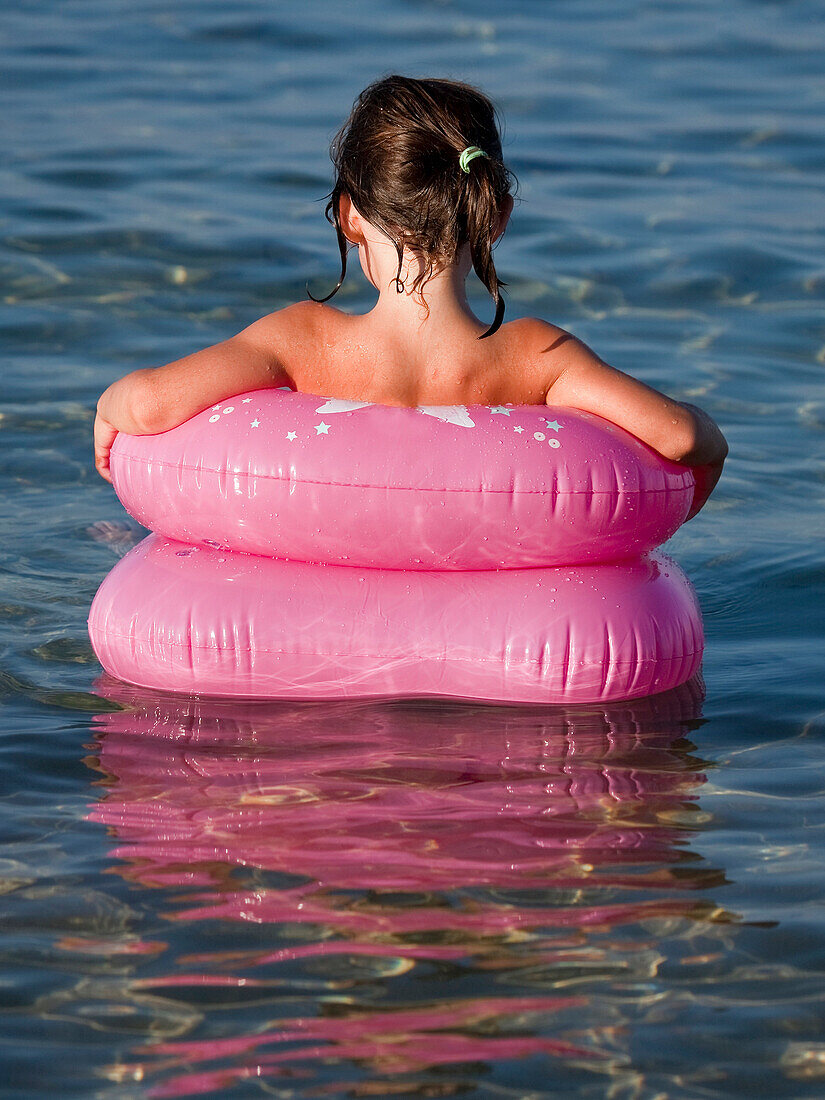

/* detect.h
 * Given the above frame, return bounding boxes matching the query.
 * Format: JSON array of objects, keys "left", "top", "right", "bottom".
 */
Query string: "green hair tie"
[{"left": 459, "top": 145, "right": 487, "bottom": 174}]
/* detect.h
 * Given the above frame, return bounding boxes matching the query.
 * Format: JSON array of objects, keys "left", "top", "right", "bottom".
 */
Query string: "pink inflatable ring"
[
  {"left": 109, "top": 389, "right": 697, "bottom": 569},
  {"left": 90, "top": 392, "right": 705, "bottom": 703},
  {"left": 89, "top": 535, "right": 703, "bottom": 704}
]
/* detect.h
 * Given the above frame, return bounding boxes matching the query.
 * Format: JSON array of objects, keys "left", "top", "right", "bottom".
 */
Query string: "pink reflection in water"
[
  {"left": 88, "top": 678, "right": 713, "bottom": 1097},
  {"left": 142, "top": 998, "right": 598, "bottom": 1098}
]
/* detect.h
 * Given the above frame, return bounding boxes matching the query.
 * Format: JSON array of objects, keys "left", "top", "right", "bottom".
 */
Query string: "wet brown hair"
[{"left": 312, "top": 75, "right": 514, "bottom": 338}]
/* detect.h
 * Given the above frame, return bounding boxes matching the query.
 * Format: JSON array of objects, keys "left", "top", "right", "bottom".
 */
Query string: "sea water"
[{"left": 1, "top": 1, "right": 825, "bottom": 1096}]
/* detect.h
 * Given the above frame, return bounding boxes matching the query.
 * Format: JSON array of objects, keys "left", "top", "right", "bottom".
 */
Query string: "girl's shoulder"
[
  {"left": 493, "top": 317, "right": 586, "bottom": 393},
  {"left": 499, "top": 316, "right": 576, "bottom": 355},
  {"left": 241, "top": 301, "right": 366, "bottom": 393},
  {"left": 245, "top": 300, "right": 353, "bottom": 344},
  {"left": 242, "top": 300, "right": 356, "bottom": 359}
]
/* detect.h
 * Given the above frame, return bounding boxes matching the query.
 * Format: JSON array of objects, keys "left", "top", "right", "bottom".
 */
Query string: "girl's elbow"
[
  {"left": 129, "top": 371, "right": 166, "bottom": 434},
  {"left": 654, "top": 418, "right": 697, "bottom": 464},
  {"left": 664, "top": 412, "right": 728, "bottom": 467},
  {"left": 98, "top": 369, "right": 164, "bottom": 436}
]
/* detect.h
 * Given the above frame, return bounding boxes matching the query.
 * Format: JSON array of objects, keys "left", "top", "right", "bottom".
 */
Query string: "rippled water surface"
[{"left": 2, "top": 1, "right": 825, "bottom": 1097}]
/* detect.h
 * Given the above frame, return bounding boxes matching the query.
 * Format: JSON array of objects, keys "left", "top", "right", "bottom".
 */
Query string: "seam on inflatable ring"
[
  {"left": 113, "top": 452, "right": 692, "bottom": 496},
  {"left": 91, "top": 626, "right": 702, "bottom": 666}
]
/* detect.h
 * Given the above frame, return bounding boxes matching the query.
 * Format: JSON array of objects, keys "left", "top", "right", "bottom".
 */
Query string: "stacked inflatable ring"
[{"left": 88, "top": 389, "right": 704, "bottom": 703}]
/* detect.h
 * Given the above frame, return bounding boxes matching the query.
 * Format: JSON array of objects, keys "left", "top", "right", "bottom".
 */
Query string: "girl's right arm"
[{"left": 538, "top": 325, "right": 727, "bottom": 516}]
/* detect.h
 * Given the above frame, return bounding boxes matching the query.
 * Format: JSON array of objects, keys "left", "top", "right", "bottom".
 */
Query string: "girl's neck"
[
  {"left": 358, "top": 239, "right": 485, "bottom": 339},
  {"left": 371, "top": 266, "right": 482, "bottom": 336}
]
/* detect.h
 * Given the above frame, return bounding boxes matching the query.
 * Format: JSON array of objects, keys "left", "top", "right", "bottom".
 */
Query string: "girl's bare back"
[{"left": 258, "top": 301, "right": 556, "bottom": 408}]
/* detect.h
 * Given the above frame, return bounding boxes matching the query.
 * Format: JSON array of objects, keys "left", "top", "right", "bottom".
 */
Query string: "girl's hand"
[{"left": 94, "top": 413, "right": 118, "bottom": 483}]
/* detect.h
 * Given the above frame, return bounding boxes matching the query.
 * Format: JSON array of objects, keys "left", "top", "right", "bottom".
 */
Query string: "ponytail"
[
  {"left": 315, "top": 76, "right": 515, "bottom": 336},
  {"left": 461, "top": 153, "right": 508, "bottom": 337}
]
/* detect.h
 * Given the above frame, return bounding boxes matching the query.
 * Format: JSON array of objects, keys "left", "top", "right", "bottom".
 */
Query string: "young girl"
[{"left": 94, "top": 75, "right": 727, "bottom": 509}]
